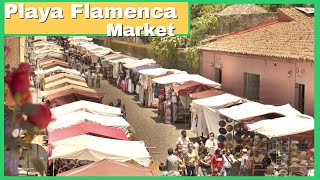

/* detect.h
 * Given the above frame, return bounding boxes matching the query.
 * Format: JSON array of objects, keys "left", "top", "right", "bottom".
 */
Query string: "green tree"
[{"left": 148, "top": 37, "right": 187, "bottom": 66}]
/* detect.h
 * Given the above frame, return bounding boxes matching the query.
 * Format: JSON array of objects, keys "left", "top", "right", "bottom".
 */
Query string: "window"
[
  {"left": 214, "top": 67, "right": 222, "bottom": 84},
  {"left": 243, "top": 72, "right": 260, "bottom": 101},
  {"left": 295, "top": 83, "right": 305, "bottom": 114}
]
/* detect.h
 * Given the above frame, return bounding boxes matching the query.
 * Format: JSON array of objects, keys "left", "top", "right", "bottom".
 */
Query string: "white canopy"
[
  {"left": 33, "top": 36, "right": 47, "bottom": 41},
  {"left": 35, "top": 66, "right": 80, "bottom": 77},
  {"left": 51, "top": 100, "right": 122, "bottom": 119},
  {"left": 43, "top": 78, "right": 88, "bottom": 90},
  {"left": 68, "top": 36, "right": 93, "bottom": 42},
  {"left": 50, "top": 134, "right": 151, "bottom": 167},
  {"left": 109, "top": 57, "right": 138, "bottom": 65},
  {"left": 47, "top": 111, "right": 130, "bottom": 133},
  {"left": 247, "top": 114, "right": 314, "bottom": 138},
  {"left": 218, "top": 102, "right": 301, "bottom": 121},
  {"left": 123, "top": 59, "right": 157, "bottom": 69},
  {"left": 191, "top": 93, "right": 245, "bottom": 108},
  {"left": 138, "top": 68, "right": 186, "bottom": 77},
  {"left": 152, "top": 74, "right": 221, "bottom": 88},
  {"left": 190, "top": 93, "right": 246, "bottom": 136}
]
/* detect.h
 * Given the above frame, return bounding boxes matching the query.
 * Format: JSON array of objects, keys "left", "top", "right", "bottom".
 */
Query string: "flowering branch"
[{"left": 4, "top": 45, "right": 53, "bottom": 176}]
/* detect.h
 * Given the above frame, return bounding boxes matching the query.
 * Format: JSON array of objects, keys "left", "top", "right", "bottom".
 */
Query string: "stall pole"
[
  {"left": 232, "top": 120, "right": 235, "bottom": 152},
  {"left": 52, "top": 159, "right": 55, "bottom": 176}
]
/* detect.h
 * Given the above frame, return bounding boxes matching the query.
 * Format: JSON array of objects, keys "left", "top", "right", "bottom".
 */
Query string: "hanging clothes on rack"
[
  {"left": 136, "top": 82, "right": 141, "bottom": 94},
  {"left": 165, "top": 101, "right": 172, "bottom": 124},
  {"left": 154, "top": 84, "right": 159, "bottom": 98},
  {"left": 164, "top": 85, "right": 172, "bottom": 124},
  {"left": 148, "top": 86, "right": 153, "bottom": 107},
  {"left": 139, "top": 84, "right": 144, "bottom": 105},
  {"left": 171, "top": 92, "right": 178, "bottom": 122},
  {"left": 128, "top": 78, "right": 134, "bottom": 93},
  {"left": 158, "top": 94, "right": 165, "bottom": 119}
]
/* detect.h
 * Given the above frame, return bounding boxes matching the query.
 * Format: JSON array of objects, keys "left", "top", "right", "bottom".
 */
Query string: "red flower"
[
  {"left": 27, "top": 105, "right": 52, "bottom": 129},
  {"left": 5, "top": 63, "right": 31, "bottom": 95},
  {"left": 4, "top": 46, "right": 11, "bottom": 57}
]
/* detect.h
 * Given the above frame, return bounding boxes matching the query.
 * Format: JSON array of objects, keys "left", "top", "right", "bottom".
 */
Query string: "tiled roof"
[
  {"left": 217, "top": 4, "right": 268, "bottom": 16},
  {"left": 201, "top": 8, "right": 314, "bottom": 62}
]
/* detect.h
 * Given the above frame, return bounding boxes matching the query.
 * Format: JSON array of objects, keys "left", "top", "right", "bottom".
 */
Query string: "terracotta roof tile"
[
  {"left": 201, "top": 8, "right": 314, "bottom": 62},
  {"left": 217, "top": 4, "right": 268, "bottom": 16}
]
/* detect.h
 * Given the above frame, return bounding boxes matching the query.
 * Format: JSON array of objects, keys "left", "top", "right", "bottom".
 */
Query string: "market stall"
[
  {"left": 41, "top": 85, "right": 97, "bottom": 97},
  {"left": 44, "top": 89, "right": 104, "bottom": 107},
  {"left": 48, "top": 122, "right": 128, "bottom": 143},
  {"left": 136, "top": 68, "right": 186, "bottom": 108},
  {"left": 35, "top": 66, "right": 80, "bottom": 79},
  {"left": 47, "top": 111, "right": 129, "bottom": 134},
  {"left": 40, "top": 59, "right": 69, "bottom": 67},
  {"left": 32, "top": 49, "right": 65, "bottom": 61},
  {"left": 43, "top": 78, "right": 88, "bottom": 91},
  {"left": 50, "top": 100, "right": 122, "bottom": 118},
  {"left": 190, "top": 93, "right": 246, "bottom": 137},
  {"left": 49, "top": 134, "right": 151, "bottom": 167},
  {"left": 101, "top": 54, "right": 131, "bottom": 81},
  {"left": 41, "top": 73, "right": 85, "bottom": 89},
  {"left": 247, "top": 114, "right": 314, "bottom": 176},
  {"left": 38, "top": 57, "right": 65, "bottom": 63},
  {"left": 152, "top": 74, "right": 221, "bottom": 88},
  {"left": 108, "top": 57, "right": 138, "bottom": 86},
  {"left": 57, "top": 159, "right": 158, "bottom": 176},
  {"left": 41, "top": 61, "right": 71, "bottom": 70},
  {"left": 189, "top": 88, "right": 225, "bottom": 99}
]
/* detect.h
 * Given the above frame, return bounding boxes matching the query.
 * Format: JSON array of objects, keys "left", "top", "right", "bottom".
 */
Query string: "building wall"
[
  {"left": 201, "top": 50, "right": 314, "bottom": 116},
  {"left": 20, "top": 37, "right": 26, "bottom": 63},
  {"left": 4, "top": 37, "right": 20, "bottom": 68}
]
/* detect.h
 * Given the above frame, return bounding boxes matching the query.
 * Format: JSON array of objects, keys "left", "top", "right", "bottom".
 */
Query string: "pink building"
[{"left": 200, "top": 8, "right": 314, "bottom": 116}]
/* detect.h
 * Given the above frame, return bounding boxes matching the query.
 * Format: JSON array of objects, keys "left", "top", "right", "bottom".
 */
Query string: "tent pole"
[
  {"left": 232, "top": 119, "right": 235, "bottom": 151},
  {"left": 53, "top": 159, "right": 55, "bottom": 176}
]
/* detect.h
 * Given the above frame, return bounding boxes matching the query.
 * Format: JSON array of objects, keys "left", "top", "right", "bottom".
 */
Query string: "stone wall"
[{"left": 4, "top": 37, "right": 21, "bottom": 69}]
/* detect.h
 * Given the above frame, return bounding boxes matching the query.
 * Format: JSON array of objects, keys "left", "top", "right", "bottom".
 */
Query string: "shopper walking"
[
  {"left": 185, "top": 143, "right": 197, "bottom": 176},
  {"left": 176, "top": 130, "right": 191, "bottom": 154},
  {"left": 210, "top": 148, "right": 224, "bottom": 176},
  {"left": 223, "top": 150, "right": 236, "bottom": 176},
  {"left": 91, "top": 71, "right": 95, "bottom": 87},
  {"left": 96, "top": 73, "right": 101, "bottom": 88}
]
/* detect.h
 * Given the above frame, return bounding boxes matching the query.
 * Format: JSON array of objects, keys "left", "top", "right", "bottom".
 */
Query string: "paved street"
[{"left": 90, "top": 78, "right": 196, "bottom": 165}]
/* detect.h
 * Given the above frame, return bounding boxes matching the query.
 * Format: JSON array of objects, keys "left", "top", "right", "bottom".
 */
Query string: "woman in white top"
[{"left": 223, "top": 150, "right": 237, "bottom": 176}]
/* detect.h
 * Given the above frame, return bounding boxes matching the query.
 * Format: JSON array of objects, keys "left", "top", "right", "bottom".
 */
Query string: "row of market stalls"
[
  {"left": 28, "top": 36, "right": 314, "bottom": 176},
  {"left": 188, "top": 90, "right": 314, "bottom": 176},
  {"left": 69, "top": 37, "right": 315, "bottom": 176},
  {"left": 26, "top": 36, "right": 157, "bottom": 176}
]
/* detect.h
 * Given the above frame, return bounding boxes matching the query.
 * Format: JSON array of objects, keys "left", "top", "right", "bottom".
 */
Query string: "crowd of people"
[{"left": 159, "top": 130, "right": 272, "bottom": 176}]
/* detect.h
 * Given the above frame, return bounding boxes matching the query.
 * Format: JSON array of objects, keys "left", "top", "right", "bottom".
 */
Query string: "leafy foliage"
[
  {"left": 260, "top": 4, "right": 313, "bottom": 12},
  {"left": 148, "top": 37, "right": 187, "bottom": 64}
]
